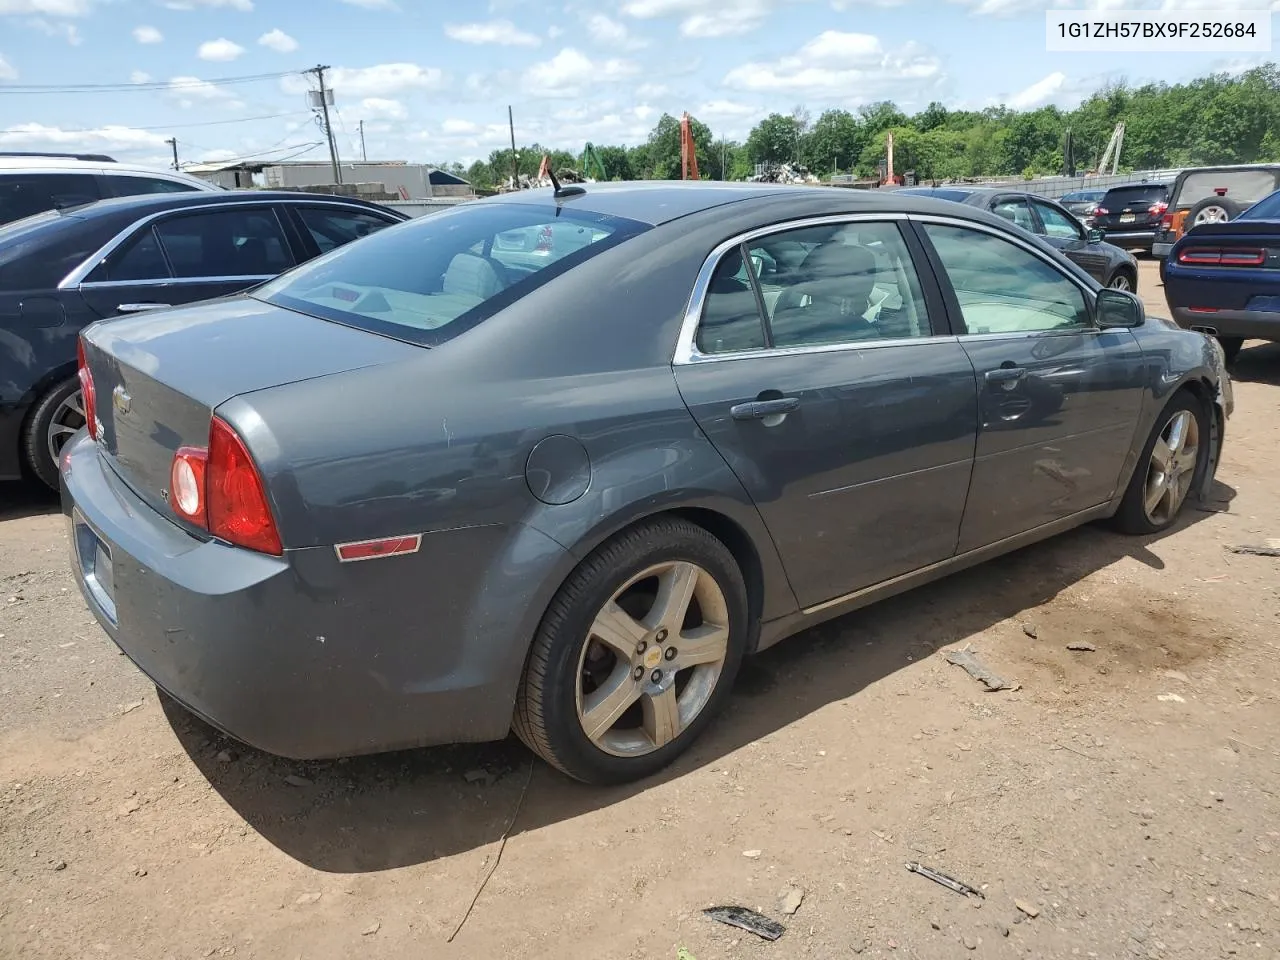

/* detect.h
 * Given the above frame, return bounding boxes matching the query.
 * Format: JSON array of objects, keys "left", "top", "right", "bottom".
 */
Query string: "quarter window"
[
  {"left": 923, "top": 223, "right": 1091, "bottom": 335},
  {"left": 1032, "top": 200, "right": 1084, "bottom": 241},
  {"left": 97, "top": 226, "right": 168, "bottom": 282},
  {"left": 697, "top": 221, "right": 934, "bottom": 354}
]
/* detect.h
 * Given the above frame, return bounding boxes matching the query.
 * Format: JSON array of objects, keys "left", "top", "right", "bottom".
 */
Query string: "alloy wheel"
[
  {"left": 1193, "top": 205, "right": 1230, "bottom": 226},
  {"left": 575, "top": 560, "right": 730, "bottom": 757},
  {"left": 1108, "top": 273, "right": 1133, "bottom": 291},
  {"left": 1143, "top": 409, "right": 1199, "bottom": 526},
  {"left": 46, "top": 388, "right": 86, "bottom": 466}
]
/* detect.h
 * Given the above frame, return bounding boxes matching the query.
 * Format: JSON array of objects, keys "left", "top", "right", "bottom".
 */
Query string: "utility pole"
[
  {"left": 308, "top": 64, "right": 342, "bottom": 185},
  {"left": 165, "top": 137, "right": 178, "bottom": 171},
  {"left": 358, "top": 120, "right": 367, "bottom": 162},
  {"left": 508, "top": 105, "right": 518, "bottom": 188}
]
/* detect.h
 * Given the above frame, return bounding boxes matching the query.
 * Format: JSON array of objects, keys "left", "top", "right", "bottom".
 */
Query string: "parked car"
[
  {"left": 1090, "top": 181, "right": 1172, "bottom": 251},
  {"left": 0, "top": 153, "right": 217, "bottom": 226},
  {"left": 897, "top": 186, "right": 1140, "bottom": 291},
  {"left": 1152, "top": 164, "right": 1280, "bottom": 259},
  {"left": 1162, "top": 185, "right": 1280, "bottom": 363},
  {"left": 0, "top": 190, "right": 406, "bottom": 487},
  {"left": 62, "top": 182, "right": 1233, "bottom": 785},
  {"left": 1060, "top": 189, "right": 1106, "bottom": 226}
]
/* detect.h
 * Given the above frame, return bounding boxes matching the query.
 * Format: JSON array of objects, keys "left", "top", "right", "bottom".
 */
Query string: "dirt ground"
[{"left": 2, "top": 259, "right": 1278, "bottom": 960}]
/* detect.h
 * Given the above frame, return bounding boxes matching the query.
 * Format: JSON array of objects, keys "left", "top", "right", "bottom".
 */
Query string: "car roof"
[
  {"left": 50, "top": 189, "right": 407, "bottom": 222},
  {"left": 0, "top": 155, "right": 213, "bottom": 185}
]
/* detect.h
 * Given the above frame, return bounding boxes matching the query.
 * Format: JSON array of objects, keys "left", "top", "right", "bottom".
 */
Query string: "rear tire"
[
  {"left": 513, "top": 517, "right": 748, "bottom": 785},
  {"left": 1111, "top": 391, "right": 1209, "bottom": 536},
  {"left": 1217, "top": 337, "right": 1243, "bottom": 364},
  {"left": 1187, "top": 197, "right": 1241, "bottom": 228},
  {"left": 22, "top": 377, "right": 83, "bottom": 490}
]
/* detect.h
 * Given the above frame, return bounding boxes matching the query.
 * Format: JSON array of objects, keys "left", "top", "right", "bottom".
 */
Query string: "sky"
[{"left": 0, "top": 0, "right": 1275, "bottom": 172}]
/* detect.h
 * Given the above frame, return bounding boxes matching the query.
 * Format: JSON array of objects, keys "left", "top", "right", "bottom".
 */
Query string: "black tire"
[
  {"left": 1106, "top": 267, "right": 1137, "bottom": 293},
  {"left": 513, "top": 517, "right": 749, "bottom": 785},
  {"left": 1217, "top": 337, "right": 1243, "bottom": 364},
  {"left": 1111, "top": 390, "right": 1210, "bottom": 536},
  {"left": 22, "top": 376, "right": 82, "bottom": 490},
  {"left": 1185, "top": 196, "right": 1242, "bottom": 230}
]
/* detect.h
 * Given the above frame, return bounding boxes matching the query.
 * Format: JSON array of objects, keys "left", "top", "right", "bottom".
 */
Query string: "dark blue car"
[{"left": 1164, "top": 186, "right": 1280, "bottom": 362}]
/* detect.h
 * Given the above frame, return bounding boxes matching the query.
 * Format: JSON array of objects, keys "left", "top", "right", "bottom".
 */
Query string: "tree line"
[{"left": 445, "top": 63, "right": 1280, "bottom": 189}]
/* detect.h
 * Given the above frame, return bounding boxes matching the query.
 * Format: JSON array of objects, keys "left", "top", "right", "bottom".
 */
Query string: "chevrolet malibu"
[{"left": 62, "top": 183, "right": 1233, "bottom": 785}]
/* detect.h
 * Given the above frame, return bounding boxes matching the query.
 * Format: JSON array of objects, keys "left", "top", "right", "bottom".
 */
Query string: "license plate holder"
[
  {"left": 74, "top": 512, "right": 117, "bottom": 624},
  {"left": 1120, "top": 213, "right": 1136, "bottom": 223}
]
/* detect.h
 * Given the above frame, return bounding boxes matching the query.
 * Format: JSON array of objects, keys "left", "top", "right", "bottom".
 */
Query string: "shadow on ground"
[
  {"left": 1229, "top": 341, "right": 1280, "bottom": 386},
  {"left": 162, "top": 479, "right": 1237, "bottom": 875},
  {"left": 0, "top": 481, "right": 59, "bottom": 521}
]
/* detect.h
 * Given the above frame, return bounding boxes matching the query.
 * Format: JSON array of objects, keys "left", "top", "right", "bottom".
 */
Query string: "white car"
[{"left": 0, "top": 152, "right": 219, "bottom": 226}]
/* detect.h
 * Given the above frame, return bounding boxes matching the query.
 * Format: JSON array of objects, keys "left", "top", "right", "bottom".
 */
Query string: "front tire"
[
  {"left": 513, "top": 517, "right": 749, "bottom": 785},
  {"left": 1107, "top": 268, "right": 1136, "bottom": 293},
  {"left": 22, "top": 377, "right": 84, "bottom": 490},
  {"left": 1112, "top": 391, "right": 1209, "bottom": 535}
]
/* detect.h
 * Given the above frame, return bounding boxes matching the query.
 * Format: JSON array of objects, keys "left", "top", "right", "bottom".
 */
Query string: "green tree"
[
  {"left": 593, "top": 144, "right": 634, "bottom": 180},
  {"left": 641, "top": 113, "right": 714, "bottom": 179},
  {"left": 746, "top": 112, "right": 805, "bottom": 165},
  {"left": 801, "top": 109, "right": 864, "bottom": 174}
]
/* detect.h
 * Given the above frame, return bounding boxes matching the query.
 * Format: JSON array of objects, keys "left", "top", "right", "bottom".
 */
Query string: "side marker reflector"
[{"left": 335, "top": 534, "right": 423, "bottom": 563}]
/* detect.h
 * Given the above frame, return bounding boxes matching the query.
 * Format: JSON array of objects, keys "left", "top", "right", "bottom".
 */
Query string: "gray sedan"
[
  {"left": 898, "top": 186, "right": 1141, "bottom": 293},
  {"left": 62, "top": 183, "right": 1233, "bottom": 784}
]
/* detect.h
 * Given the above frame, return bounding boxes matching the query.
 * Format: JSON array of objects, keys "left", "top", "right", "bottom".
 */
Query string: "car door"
[
  {"left": 76, "top": 204, "right": 298, "bottom": 319},
  {"left": 913, "top": 218, "right": 1146, "bottom": 552},
  {"left": 1029, "top": 197, "right": 1108, "bottom": 281},
  {"left": 673, "top": 216, "right": 979, "bottom": 609},
  {"left": 285, "top": 203, "right": 402, "bottom": 258}
]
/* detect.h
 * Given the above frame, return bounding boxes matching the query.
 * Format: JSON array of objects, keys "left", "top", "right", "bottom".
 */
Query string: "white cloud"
[
  {"left": 130, "top": 70, "right": 151, "bottom": 83},
  {"left": 167, "top": 75, "right": 244, "bottom": 110},
  {"left": 0, "top": 122, "right": 168, "bottom": 151},
  {"left": 832, "top": 0, "right": 905, "bottom": 7},
  {"left": 442, "top": 118, "right": 479, "bottom": 134},
  {"left": 163, "top": 0, "right": 253, "bottom": 10},
  {"left": 281, "top": 63, "right": 446, "bottom": 98},
  {"left": 0, "top": 0, "right": 92, "bottom": 14},
  {"left": 1007, "top": 71, "right": 1066, "bottom": 110},
  {"left": 622, "top": 0, "right": 778, "bottom": 38},
  {"left": 953, "top": 0, "right": 1280, "bottom": 14},
  {"left": 0, "top": 55, "right": 16, "bottom": 81},
  {"left": 27, "top": 17, "right": 82, "bottom": 43},
  {"left": 723, "top": 30, "right": 944, "bottom": 102},
  {"left": 132, "top": 24, "right": 163, "bottom": 43},
  {"left": 359, "top": 97, "right": 406, "bottom": 120},
  {"left": 445, "top": 19, "right": 540, "bottom": 46},
  {"left": 198, "top": 38, "right": 245, "bottom": 62},
  {"left": 548, "top": 24, "right": 563, "bottom": 38},
  {"left": 637, "top": 82, "right": 668, "bottom": 98},
  {"left": 697, "top": 99, "right": 757, "bottom": 117},
  {"left": 340, "top": 0, "right": 398, "bottom": 7},
  {"left": 523, "top": 48, "right": 639, "bottom": 97},
  {"left": 257, "top": 28, "right": 297, "bottom": 52},
  {"left": 586, "top": 13, "right": 647, "bottom": 48}
]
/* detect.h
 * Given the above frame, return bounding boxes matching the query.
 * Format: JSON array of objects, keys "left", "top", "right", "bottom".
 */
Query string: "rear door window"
[
  {"left": 0, "top": 173, "right": 101, "bottom": 224},
  {"left": 991, "top": 196, "right": 1035, "bottom": 232},
  {"left": 256, "top": 202, "right": 647, "bottom": 346},
  {"left": 153, "top": 207, "right": 294, "bottom": 278},
  {"left": 92, "top": 226, "right": 170, "bottom": 282},
  {"left": 1175, "top": 170, "right": 1280, "bottom": 208},
  {"left": 294, "top": 206, "right": 397, "bottom": 254}
]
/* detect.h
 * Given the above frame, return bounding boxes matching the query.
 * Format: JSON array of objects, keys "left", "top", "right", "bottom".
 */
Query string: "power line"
[
  {"left": 181, "top": 140, "right": 324, "bottom": 168},
  {"left": 0, "top": 111, "right": 312, "bottom": 136},
  {"left": 0, "top": 70, "right": 302, "bottom": 94}
]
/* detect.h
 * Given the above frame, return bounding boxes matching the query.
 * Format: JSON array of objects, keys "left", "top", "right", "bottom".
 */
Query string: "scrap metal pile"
[{"left": 748, "top": 162, "right": 820, "bottom": 184}]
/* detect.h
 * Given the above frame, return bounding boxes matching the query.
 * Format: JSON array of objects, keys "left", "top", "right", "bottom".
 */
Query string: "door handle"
[
  {"left": 731, "top": 397, "right": 800, "bottom": 420},
  {"left": 116, "top": 302, "right": 171, "bottom": 313},
  {"left": 985, "top": 367, "right": 1027, "bottom": 384}
]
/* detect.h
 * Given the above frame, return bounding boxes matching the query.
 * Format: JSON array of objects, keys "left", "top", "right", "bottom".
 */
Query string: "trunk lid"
[{"left": 81, "top": 295, "right": 420, "bottom": 521}]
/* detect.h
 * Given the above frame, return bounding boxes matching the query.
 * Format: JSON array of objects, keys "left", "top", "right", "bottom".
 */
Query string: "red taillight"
[
  {"left": 1188, "top": 306, "right": 1220, "bottom": 314},
  {"left": 167, "top": 416, "right": 281, "bottom": 556},
  {"left": 1149, "top": 201, "right": 1168, "bottom": 216},
  {"left": 1096, "top": 206, "right": 1109, "bottom": 215},
  {"left": 76, "top": 337, "right": 98, "bottom": 441},
  {"left": 1160, "top": 213, "right": 1174, "bottom": 229},
  {"left": 1177, "top": 247, "right": 1265, "bottom": 266}
]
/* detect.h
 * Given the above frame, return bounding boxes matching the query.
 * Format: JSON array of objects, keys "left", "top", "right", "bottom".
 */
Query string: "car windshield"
[
  {"left": 1238, "top": 187, "right": 1280, "bottom": 220},
  {"left": 255, "top": 201, "right": 648, "bottom": 346},
  {"left": 1174, "top": 169, "right": 1280, "bottom": 208}
]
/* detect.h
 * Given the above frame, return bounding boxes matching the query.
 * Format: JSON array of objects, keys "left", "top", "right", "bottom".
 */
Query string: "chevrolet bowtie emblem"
[{"left": 112, "top": 385, "right": 131, "bottom": 415}]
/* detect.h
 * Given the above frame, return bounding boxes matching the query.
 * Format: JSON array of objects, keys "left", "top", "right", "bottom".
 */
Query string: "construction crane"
[
  {"left": 581, "top": 142, "right": 607, "bottom": 181},
  {"left": 680, "top": 112, "right": 699, "bottom": 180},
  {"left": 1094, "top": 122, "right": 1125, "bottom": 176}
]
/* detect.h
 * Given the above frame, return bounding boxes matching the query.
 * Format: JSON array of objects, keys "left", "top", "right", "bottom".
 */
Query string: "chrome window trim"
[
  {"left": 673, "top": 212, "right": 917, "bottom": 366},
  {"left": 78, "top": 275, "right": 273, "bottom": 289},
  {"left": 57, "top": 198, "right": 400, "bottom": 289}
]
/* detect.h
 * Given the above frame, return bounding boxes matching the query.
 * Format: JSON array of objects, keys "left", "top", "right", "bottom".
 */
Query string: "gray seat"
[
  {"left": 442, "top": 253, "right": 506, "bottom": 300},
  {"left": 771, "top": 243, "right": 878, "bottom": 346}
]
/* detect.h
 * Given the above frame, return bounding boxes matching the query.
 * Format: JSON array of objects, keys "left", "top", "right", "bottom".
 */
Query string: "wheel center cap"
[{"left": 642, "top": 645, "right": 663, "bottom": 669}]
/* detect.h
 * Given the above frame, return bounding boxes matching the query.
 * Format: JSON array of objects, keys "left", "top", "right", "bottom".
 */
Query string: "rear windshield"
[
  {"left": 1062, "top": 191, "right": 1104, "bottom": 203},
  {"left": 1174, "top": 169, "right": 1280, "bottom": 209},
  {"left": 255, "top": 202, "right": 648, "bottom": 346},
  {"left": 1101, "top": 184, "right": 1169, "bottom": 207},
  {"left": 1239, "top": 187, "right": 1280, "bottom": 221}
]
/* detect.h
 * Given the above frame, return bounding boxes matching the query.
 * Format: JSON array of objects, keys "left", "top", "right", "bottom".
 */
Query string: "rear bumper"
[
  {"left": 1152, "top": 242, "right": 1172, "bottom": 259},
  {"left": 1097, "top": 228, "right": 1158, "bottom": 245},
  {"left": 60, "top": 430, "right": 569, "bottom": 759},
  {"left": 1169, "top": 306, "right": 1280, "bottom": 342}
]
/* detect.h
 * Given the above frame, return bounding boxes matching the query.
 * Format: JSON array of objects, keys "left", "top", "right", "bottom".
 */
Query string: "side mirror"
[
  {"left": 1097, "top": 287, "right": 1144, "bottom": 329},
  {"left": 1087, "top": 228, "right": 1105, "bottom": 243}
]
